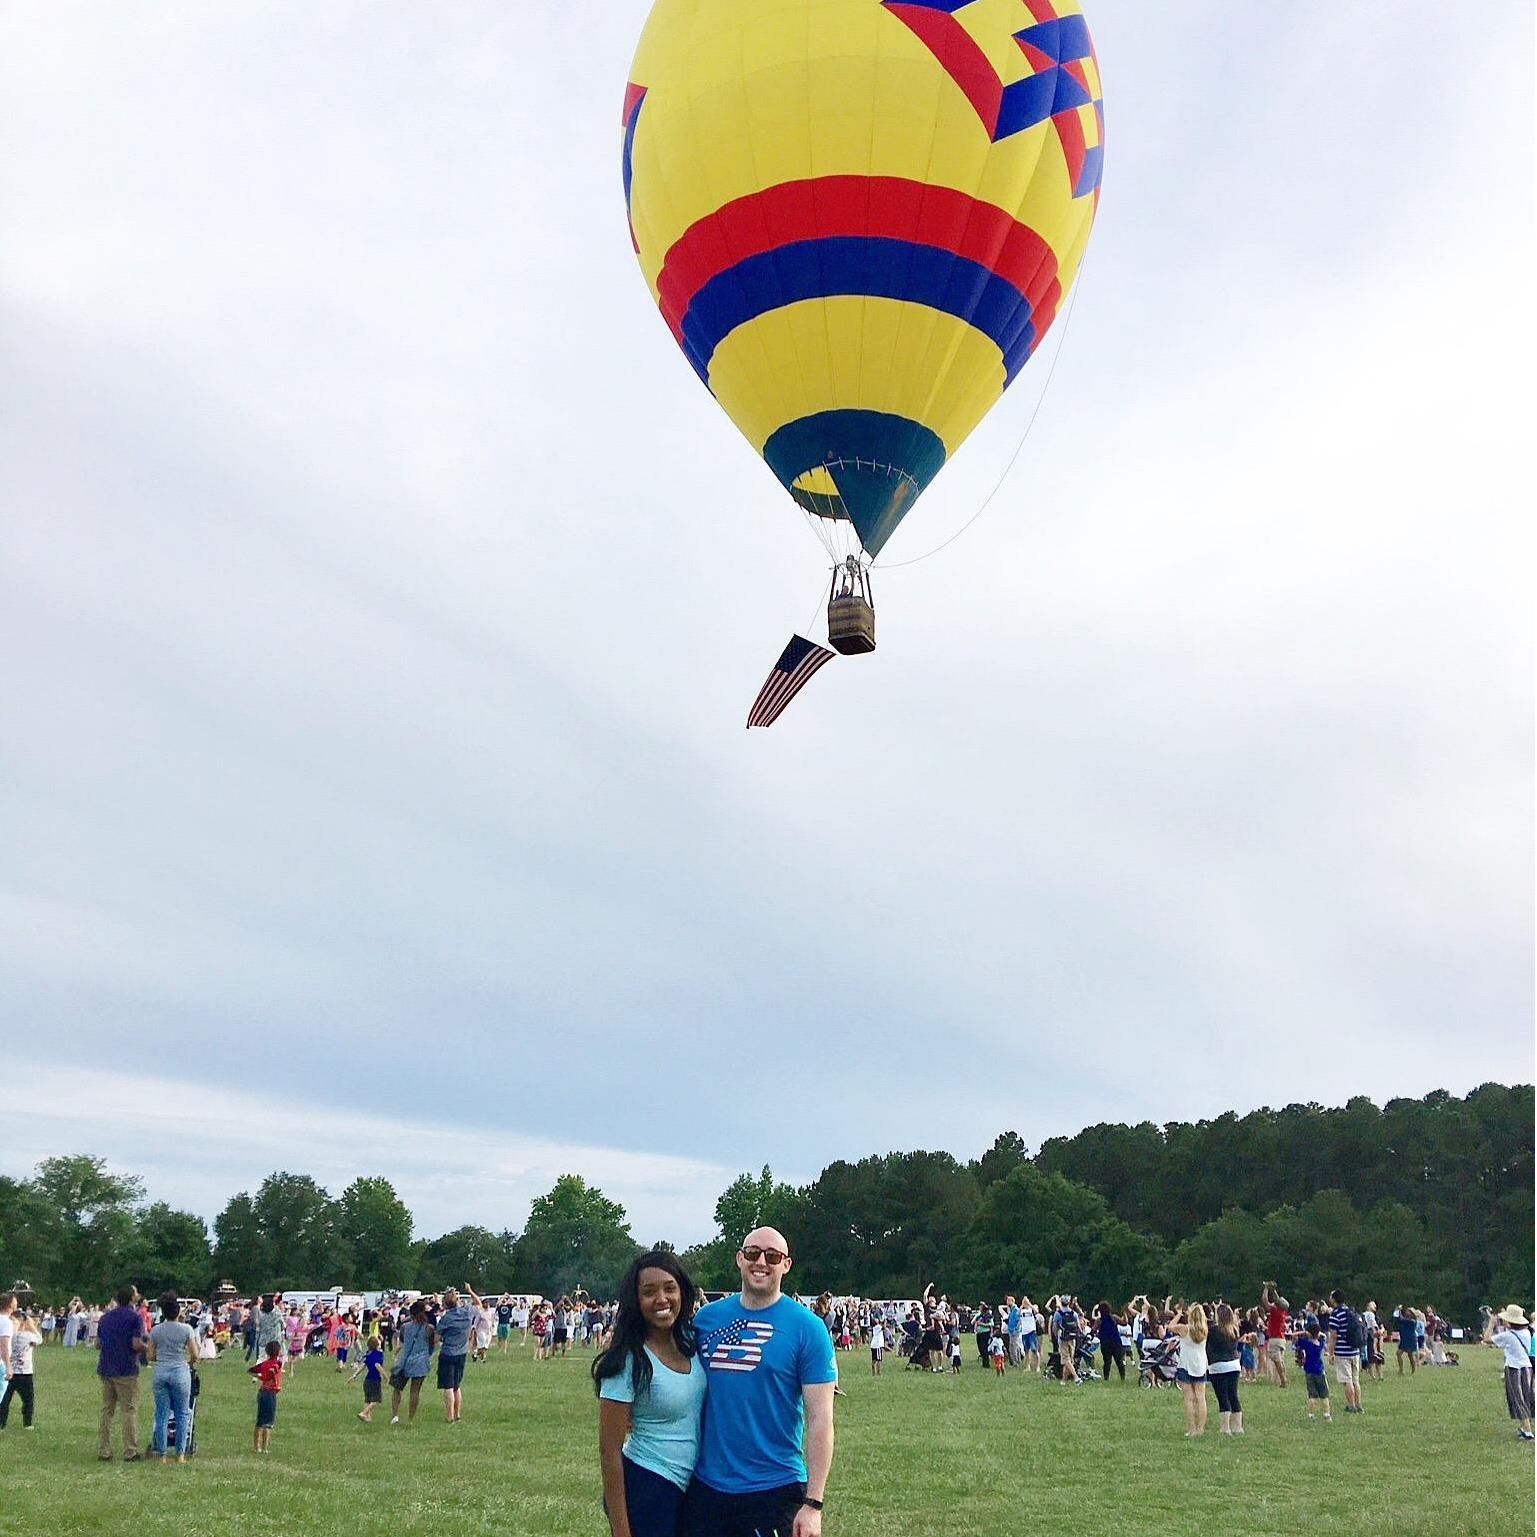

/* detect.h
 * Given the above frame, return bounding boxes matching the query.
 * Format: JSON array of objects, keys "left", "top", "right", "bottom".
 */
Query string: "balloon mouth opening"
[{"left": 765, "top": 410, "right": 946, "bottom": 558}]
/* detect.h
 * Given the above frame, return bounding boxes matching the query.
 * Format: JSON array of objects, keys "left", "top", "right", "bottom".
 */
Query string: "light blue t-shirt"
[
  {"left": 692, "top": 1295, "right": 837, "bottom": 1495},
  {"left": 436, "top": 1304, "right": 475, "bottom": 1357},
  {"left": 598, "top": 1347, "right": 707, "bottom": 1491}
]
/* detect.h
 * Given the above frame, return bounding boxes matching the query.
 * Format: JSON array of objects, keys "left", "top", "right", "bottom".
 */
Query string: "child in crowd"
[
  {"left": 988, "top": 1333, "right": 1006, "bottom": 1376},
  {"left": 1296, "top": 1320, "right": 1330, "bottom": 1422},
  {"left": 249, "top": 1340, "right": 283, "bottom": 1452},
  {"left": 869, "top": 1320, "right": 885, "bottom": 1377},
  {"left": 357, "top": 1334, "right": 386, "bottom": 1422}
]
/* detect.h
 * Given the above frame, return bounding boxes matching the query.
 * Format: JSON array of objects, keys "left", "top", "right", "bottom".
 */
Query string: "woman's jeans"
[
  {"left": 152, "top": 1368, "right": 193, "bottom": 1456},
  {"left": 0, "top": 1372, "right": 35, "bottom": 1427}
]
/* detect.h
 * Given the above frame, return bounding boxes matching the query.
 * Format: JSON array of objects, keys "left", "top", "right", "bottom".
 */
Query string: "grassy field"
[{"left": 0, "top": 1341, "right": 1531, "bottom": 1537}]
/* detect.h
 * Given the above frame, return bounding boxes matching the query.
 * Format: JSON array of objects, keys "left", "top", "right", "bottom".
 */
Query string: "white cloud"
[{"left": 0, "top": 1070, "right": 732, "bottom": 1247}]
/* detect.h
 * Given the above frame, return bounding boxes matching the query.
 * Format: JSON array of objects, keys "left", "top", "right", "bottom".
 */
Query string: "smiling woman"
[{"left": 593, "top": 1251, "right": 705, "bottom": 1537}]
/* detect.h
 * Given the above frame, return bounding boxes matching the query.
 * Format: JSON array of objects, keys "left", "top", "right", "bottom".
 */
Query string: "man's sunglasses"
[{"left": 740, "top": 1246, "right": 788, "bottom": 1265}]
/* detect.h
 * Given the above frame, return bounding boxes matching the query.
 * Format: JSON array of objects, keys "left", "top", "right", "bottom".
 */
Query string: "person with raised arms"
[{"left": 680, "top": 1227, "right": 836, "bottom": 1537}]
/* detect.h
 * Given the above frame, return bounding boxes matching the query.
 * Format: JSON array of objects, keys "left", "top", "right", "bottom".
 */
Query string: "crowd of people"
[
  {"left": 0, "top": 1282, "right": 631, "bottom": 1455},
  {"left": 0, "top": 1249, "right": 1529, "bottom": 1537}
]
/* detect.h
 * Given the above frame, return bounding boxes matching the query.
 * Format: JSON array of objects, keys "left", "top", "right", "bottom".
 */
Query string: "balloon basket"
[{"left": 827, "top": 560, "right": 876, "bottom": 654}]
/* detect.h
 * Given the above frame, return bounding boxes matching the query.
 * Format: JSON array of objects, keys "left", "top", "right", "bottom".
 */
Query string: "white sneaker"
[{"left": 390, "top": 1416, "right": 400, "bottom": 1425}]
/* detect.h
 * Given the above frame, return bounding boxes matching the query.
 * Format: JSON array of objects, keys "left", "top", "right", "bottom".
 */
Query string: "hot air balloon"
[{"left": 623, "top": 0, "right": 1103, "bottom": 654}]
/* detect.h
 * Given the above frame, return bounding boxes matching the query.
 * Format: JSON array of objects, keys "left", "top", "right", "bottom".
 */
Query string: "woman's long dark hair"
[{"left": 592, "top": 1251, "right": 698, "bottom": 1399}]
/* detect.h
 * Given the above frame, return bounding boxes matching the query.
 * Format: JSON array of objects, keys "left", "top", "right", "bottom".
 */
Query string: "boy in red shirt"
[{"left": 249, "top": 1341, "right": 283, "bottom": 1452}]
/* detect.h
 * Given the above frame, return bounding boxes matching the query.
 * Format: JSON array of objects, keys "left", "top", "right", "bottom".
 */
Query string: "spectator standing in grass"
[
  {"left": 434, "top": 1286, "right": 482, "bottom": 1423},
  {"left": 1296, "top": 1319, "right": 1331, "bottom": 1422},
  {"left": 389, "top": 1299, "right": 436, "bottom": 1425},
  {"left": 973, "top": 1301, "right": 992, "bottom": 1367},
  {"left": 1169, "top": 1304, "right": 1210, "bottom": 1437},
  {"left": 1261, "top": 1283, "right": 1289, "bottom": 1386},
  {"left": 868, "top": 1318, "right": 885, "bottom": 1377},
  {"left": 146, "top": 1294, "right": 199, "bottom": 1461},
  {"left": 594, "top": 1251, "right": 705, "bottom": 1537},
  {"left": 249, "top": 1341, "right": 282, "bottom": 1453},
  {"left": 1019, "top": 1297, "right": 1041, "bottom": 1373},
  {"left": 0, "top": 1307, "right": 43, "bottom": 1429},
  {"left": 1096, "top": 1301, "right": 1127, "bottom": 1384},
  {"left": 680, "top": 1228, "right": 836, "bottom": 1537},
  {"left": 0, "top": 1292, "right": 15, "bottom": 1416},
  {"left": 473, "top": 1298, "right": 496, "bottom": 1363},
  {"left": 1482, "top": 1306, "right": 1535, "bottom": 1441},
  {"left": 95, "top": 1285, "right": 146, "bottom": 1461},
  {"left": 253, "top": 1295, "right": 285, "bottom": 1362},
  {"left": 1207, "top": 1304, "right": 1244, "bottom": 1435},
  {"left": 1326, "top": 1290, "right": 1364, "bottom": 1414},
  {"left": 356, "top": 1334, "right": 386, "bottom": 1423},
  {"left": 1393, "top": 1306, "right": 1418, "bottom": 1374},
  {"left": 1362, "top": 1301, "right": 1383, "bottom": 1381}
]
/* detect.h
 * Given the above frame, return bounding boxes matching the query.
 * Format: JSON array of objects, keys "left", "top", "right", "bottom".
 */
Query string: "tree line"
[{"left": 1, "top": 1084, "right": 1528, "bottom": 1319}]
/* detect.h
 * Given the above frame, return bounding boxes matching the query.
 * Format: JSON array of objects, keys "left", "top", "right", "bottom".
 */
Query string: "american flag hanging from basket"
[{"left": 746, "top": 635, "right": 835, "bottom": 728}]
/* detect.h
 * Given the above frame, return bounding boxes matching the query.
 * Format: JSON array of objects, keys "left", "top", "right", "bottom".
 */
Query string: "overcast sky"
[{"left": 3, "top": 1, "right": 1532, "bottom": 1248}]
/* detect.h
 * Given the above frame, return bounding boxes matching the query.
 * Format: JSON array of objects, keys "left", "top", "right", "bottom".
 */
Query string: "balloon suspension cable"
[{"left": 872, "top": 252, "right": 1091, "bottom": 572}]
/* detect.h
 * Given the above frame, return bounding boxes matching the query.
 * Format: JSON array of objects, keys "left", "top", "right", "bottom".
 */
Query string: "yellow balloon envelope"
[{"left": 623, "top": 0, "right": 1103, "bottom": 558}]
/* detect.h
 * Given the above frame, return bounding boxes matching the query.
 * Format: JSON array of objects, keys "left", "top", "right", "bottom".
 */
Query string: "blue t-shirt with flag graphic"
[{"left": 692, "top": 1294, "right": 837, "bottom": 1494}]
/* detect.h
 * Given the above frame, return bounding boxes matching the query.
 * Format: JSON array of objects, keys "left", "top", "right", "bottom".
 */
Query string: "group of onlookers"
[{"left": 777, "top": 1279, "right": 1535, "bottom": 1443}]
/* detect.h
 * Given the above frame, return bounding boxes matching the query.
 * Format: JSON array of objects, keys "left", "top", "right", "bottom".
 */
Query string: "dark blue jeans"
[
  {"left": 680, "top": 1476, "right": 807, "bottom": 1537},
  {"left": 606, "top": 1455, "right": 686, "bottom": 1537}
]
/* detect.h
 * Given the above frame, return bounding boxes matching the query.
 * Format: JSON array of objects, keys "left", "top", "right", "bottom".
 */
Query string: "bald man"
[{"left": 681, "top": 1227, "right": 836, "bottom": 1537}]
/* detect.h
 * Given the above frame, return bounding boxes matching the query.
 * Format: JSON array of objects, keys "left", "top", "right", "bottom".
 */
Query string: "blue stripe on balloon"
[
  {"left": 621, "top": 91, "right": 645, "bottom": 215},
  {"left": 1075, "top": 143, "right": 1105, "bottom": 198},
  {"left": 683, "top": 236, "right": 1037, "bottom": 389},
  {"left": 1016, "top": 15, "right": 1093, "bottom": 64}
]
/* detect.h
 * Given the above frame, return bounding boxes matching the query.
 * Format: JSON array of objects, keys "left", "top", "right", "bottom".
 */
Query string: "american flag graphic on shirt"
[{"left": 701, "top": 1316, "right": 776, "bottom": 1373}]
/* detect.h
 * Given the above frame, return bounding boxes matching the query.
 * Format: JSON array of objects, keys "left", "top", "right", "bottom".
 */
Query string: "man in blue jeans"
[{"left": 681, "top": 1227, "right": 836, "bottom": 1537}]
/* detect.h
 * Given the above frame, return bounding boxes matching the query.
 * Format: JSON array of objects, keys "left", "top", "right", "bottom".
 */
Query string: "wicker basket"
[{"left": 828, "top": 594, "right": 876, "bottom": 654}]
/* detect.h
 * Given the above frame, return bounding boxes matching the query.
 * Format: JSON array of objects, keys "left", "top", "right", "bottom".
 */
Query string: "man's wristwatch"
[{"left": 802, "top": 1497, "right": 824, "bottom": 1511}]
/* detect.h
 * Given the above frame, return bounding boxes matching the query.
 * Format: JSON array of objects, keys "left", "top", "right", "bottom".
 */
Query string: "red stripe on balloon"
[
  {"left": 1053, "top": 107, "right": 1087, "bottom": 196},
  {"left": 883, "top": 3, "right": 1002, "bottom": 137},
  {"left": 656, "top": 177, "right": 1061, "bottom": 349}
]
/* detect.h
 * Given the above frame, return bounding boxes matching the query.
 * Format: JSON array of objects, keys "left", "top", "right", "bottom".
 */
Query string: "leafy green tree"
[
  {"left": 213, "top": 1193, "right": 272, "bottom": 1291},
  {"left": 415, "top": 1226, "right": 519, "bottom": 1292},
  {"left": 974, "top": 1132, "right": 1029, "bottom": 1190},
  {"left": 128, "top": 1204, "right": 213, "bottom": 1298},
  {"left": 251, "top": 1173, "right": 348, "bottom": 1289},
  {"left": 336, "top": 1177, "right": 416, "bottom": 1288},
  {"left": 511, "top": 1176, "right": 636, "bottom": 1298},
  {"left": 799, "top": 1151, "right": 977, "bottom": 1295},
  {"left": 30, "top": 1156, "right": 143, "bottom": 1297},
  {"left": 951, "top": 1165, "right": 1145, "bottom": 1300},
  {"left": 1171, "top": 1208, "right": 1269, "bottom": 1301},
  {"left": 683, "top": 1167, "right": 808, "bottom": 1291},
  {"left": 0, "top": 1174, "right": 63, "bottom": 1292}
]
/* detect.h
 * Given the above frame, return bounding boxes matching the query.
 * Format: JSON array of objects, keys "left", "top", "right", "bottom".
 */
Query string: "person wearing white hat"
[{"left": 1481, "top": 1305, "right": 1534, "bottom": 1440}]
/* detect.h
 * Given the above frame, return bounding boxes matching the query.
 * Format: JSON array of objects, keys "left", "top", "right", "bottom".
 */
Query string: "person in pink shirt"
[{"left": 285, "top": 1309, "right": 307, "bottom": 1368}]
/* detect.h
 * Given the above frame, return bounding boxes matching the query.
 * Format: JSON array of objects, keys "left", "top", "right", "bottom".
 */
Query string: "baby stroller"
[
  {"left": 165, "top": 1368, "right": 200, "bottom": 1457},
  {"left": 1046, "top": 1335, "right": 1099, "bottom": 1381},
  {"left": 1138, "top": 1335, "right": 1179, "bottom": 1388}
]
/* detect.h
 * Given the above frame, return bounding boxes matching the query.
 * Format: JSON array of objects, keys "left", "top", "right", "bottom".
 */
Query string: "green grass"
[{"left": 0, "top": 1343, "right": 1531, "bottom": 1537}]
